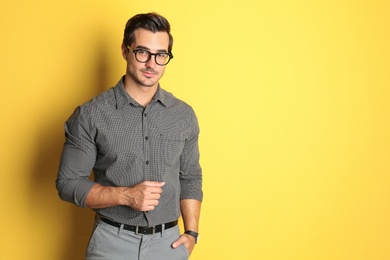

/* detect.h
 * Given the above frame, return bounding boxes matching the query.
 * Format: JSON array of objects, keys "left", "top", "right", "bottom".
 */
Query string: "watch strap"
[{"left": 184, "top": 230, "right": 199, "bottom": 243}]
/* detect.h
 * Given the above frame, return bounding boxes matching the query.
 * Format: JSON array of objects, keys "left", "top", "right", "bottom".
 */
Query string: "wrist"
[
  {"left": 116, "top": 186, "right": 130, "bottom": 206},
  {"left": 184, "top": 230, "right": 199, "bottom": 244}
]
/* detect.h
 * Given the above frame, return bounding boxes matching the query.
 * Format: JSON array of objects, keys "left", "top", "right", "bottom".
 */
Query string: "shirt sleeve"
[
  {"left": 56, "top": 105, "right": 97, "bottom": 207},
  {"left": 179, "top": 108, "right": 203, "bottom": 201}
]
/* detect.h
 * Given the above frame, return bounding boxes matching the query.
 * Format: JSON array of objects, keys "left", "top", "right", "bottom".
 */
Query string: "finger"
[
  {"left": 145, "top": 198, "right": 161, "bottom": 210},
  {"left": 146, "top": 193, "right": 161, "bottom": 200},
  {"left": 144, "top": 186, "right": 163, "bottom": 194},
  {"left": 171, "top": 235, "right": 186, "bottom": 248},
  {"left": 143, "top": 181, "right": 165, "bottom": 187},
  {"left": 139, "top": 198, "right": 159, "bottom": 211}
]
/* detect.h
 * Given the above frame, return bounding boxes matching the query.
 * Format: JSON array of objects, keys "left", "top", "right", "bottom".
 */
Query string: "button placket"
[{"left": 142, "top": 109, "right": 151, "bottom": 170}]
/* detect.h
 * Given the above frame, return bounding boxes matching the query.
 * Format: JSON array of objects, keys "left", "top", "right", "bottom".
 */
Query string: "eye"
[
  {"left": 137, "top": 49, "right": 149, "bottom": 56},
  {"left": 157, "top": 53, "right": 168, "bottom": 58}
]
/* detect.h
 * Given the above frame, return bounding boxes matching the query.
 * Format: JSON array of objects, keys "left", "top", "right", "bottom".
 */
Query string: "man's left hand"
[{"left": 172, "top": 233, "right": 196, "bottom": 255}]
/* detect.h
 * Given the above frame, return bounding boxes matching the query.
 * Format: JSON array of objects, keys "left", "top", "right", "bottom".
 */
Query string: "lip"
[{"left": 142, "top": 70, "right": 156, "bottom": 78}]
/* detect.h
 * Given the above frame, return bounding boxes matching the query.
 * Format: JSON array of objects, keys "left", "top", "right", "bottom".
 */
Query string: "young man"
[{"left": 56, "top": 13, "right": 202, "bottom": 260}]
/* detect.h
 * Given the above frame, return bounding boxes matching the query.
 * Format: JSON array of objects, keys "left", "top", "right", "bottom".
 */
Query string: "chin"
[{"left": 140, "top": 81, "right": 158, "bottom": 88}]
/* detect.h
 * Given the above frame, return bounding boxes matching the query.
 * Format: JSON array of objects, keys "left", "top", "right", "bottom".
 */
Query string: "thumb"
[
  {"left": 143, "top": 181, "right": 165, "bottom": 187},
  {"left": 171, "top": 236, "right": 185, "bottom": 249}
]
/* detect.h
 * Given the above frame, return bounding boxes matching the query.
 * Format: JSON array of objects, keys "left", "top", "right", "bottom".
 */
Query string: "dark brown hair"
[{"left": 123, "top": 12, "right": 173, "bottom": 53}]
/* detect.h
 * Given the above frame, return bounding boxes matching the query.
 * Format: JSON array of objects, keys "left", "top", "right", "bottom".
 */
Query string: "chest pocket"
[{"left": 159, "top": 133, "right": 186, "bottom": 166}]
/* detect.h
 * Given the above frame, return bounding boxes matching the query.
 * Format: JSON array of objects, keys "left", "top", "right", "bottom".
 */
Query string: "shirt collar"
[
  {"left": 151, "top": 86, "right": 168, "bottom": 107},
  {"left": 114, "top": 76, "right": 170, "bottom": 109}
]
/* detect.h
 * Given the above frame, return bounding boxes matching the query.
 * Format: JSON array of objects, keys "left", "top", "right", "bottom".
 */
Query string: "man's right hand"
[
  {"left": 85, "top": 181, "right": 165, "bottom": 211},
  {"left": 120, "top": 181, "right": 165, "bottom": 211}
]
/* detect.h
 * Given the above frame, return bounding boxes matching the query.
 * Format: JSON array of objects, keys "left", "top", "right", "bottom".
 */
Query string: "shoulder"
[
  {"left": 82, "top": 87, "right": 116, "bottom": 110},
  {"left": 66, "top": 87, "right": 117, "bottom": 125},
  {"left": 159, "top": 88, "right": 200, "bottom": 133},
  {"left": 160, "top": 88, "right": 195, "bottom": 114}
]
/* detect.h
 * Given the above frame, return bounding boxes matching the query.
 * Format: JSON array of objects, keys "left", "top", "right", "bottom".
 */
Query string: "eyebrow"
[{"left": 135, "top": 45, "right": 169, "bottom": 53}]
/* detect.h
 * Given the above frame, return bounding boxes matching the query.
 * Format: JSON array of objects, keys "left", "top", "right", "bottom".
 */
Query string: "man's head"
[
  {"left": 121, "top": 13, "right": 173, "bottom": 90},
  {"left": 123, "top": 12, "right": 173, "bottom": 54}
]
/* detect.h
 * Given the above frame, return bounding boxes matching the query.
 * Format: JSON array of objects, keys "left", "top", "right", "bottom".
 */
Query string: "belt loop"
[
  {"left": 118, "top": 223, "right": 124, "bottom": 236},
  {"left": 135, "top": 226, "right": 139, "bottom": 235},
  {"left": 160, "top": 223, "right": 165, "bottom": 237},
  {"left": 152, "top": 226, "right": 156, "bottom": 235}
]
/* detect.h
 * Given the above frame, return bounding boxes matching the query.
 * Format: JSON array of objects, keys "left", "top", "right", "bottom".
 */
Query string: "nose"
[{"left": 145, "top": 55, "right": 157, "bottom": 68}]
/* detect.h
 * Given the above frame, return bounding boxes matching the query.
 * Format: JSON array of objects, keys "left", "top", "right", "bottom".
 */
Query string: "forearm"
[
  {"left": 180, "top": 199, "right": 201, "bottom": 232},
  {"left": 171, "top": 199, "right": 201, "bottom": 253},
  {"left": 85, "top": 184, "right": 124, "bottom": 208}
]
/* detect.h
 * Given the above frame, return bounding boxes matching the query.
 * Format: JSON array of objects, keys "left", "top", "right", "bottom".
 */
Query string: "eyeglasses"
[{"left": 127, "top": 46, "right": 173, "bottom": 66}]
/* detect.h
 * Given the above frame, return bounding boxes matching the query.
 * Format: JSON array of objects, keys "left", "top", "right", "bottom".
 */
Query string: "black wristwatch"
[{"left": 184, "top": 230, "right": 199, "bottom": 244}]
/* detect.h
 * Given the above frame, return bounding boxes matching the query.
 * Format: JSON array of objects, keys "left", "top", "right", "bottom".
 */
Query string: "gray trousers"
[{"left": 85, "top": 219, "right": 189, "bottom": 260}]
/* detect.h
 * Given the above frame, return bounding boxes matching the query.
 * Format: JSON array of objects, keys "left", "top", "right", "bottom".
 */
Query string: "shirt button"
[
  {"left": 145, "top": 161, "right": 149, "bottom": 165},
  {"left": 144, "top": 113, "right": 147, "bottom": 117},
  {"left": 145, "top": 136, "right": 149, "bottom": 140}
]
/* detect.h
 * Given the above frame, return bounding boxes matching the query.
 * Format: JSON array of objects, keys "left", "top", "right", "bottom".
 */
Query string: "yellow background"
[{"left": 1, "top": 1, "right": 389, "bottom": 259}]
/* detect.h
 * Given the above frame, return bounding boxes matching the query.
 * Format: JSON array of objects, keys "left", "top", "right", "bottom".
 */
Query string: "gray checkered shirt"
[{"left": 56, "top": 77, "right": 202, "bottom": 226}]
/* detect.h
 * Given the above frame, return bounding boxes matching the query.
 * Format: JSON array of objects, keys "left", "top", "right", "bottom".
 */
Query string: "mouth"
[{"left": 141, "top": 69, "right": 157, "bottom": 78}]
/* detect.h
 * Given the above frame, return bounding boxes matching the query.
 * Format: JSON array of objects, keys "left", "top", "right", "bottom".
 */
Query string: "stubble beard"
[{"left": 130, "top": 68, "right": 162, "bottom": 88}]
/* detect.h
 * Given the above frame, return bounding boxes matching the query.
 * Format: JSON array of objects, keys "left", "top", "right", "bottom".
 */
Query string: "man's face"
[{"left": 122, "top": 28, "right": 170, "bottom": 89}]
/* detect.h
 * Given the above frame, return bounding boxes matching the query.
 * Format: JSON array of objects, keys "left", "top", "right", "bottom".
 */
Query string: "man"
[{"left": 56, "top": 13, "right": 202, "bottom": 260}]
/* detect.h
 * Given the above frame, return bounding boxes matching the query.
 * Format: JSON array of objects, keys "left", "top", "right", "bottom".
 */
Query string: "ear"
[{"left": 121, "top": 43, "right": 127, "bottom": 60}]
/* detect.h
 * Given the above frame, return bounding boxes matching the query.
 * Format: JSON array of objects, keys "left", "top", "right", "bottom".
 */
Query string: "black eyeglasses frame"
[{"left": 127, "top": 45, "right": 173, "bottom": 66}]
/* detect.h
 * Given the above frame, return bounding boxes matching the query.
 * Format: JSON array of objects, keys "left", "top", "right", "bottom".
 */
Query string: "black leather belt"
[{"left": 101, "top": 218, "right": 178, "bottom": 235}]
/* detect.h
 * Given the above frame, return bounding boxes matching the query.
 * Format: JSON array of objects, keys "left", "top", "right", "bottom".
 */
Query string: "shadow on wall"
[{"left": 30, "top": 35, "right": 112, "bottom": 260}]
